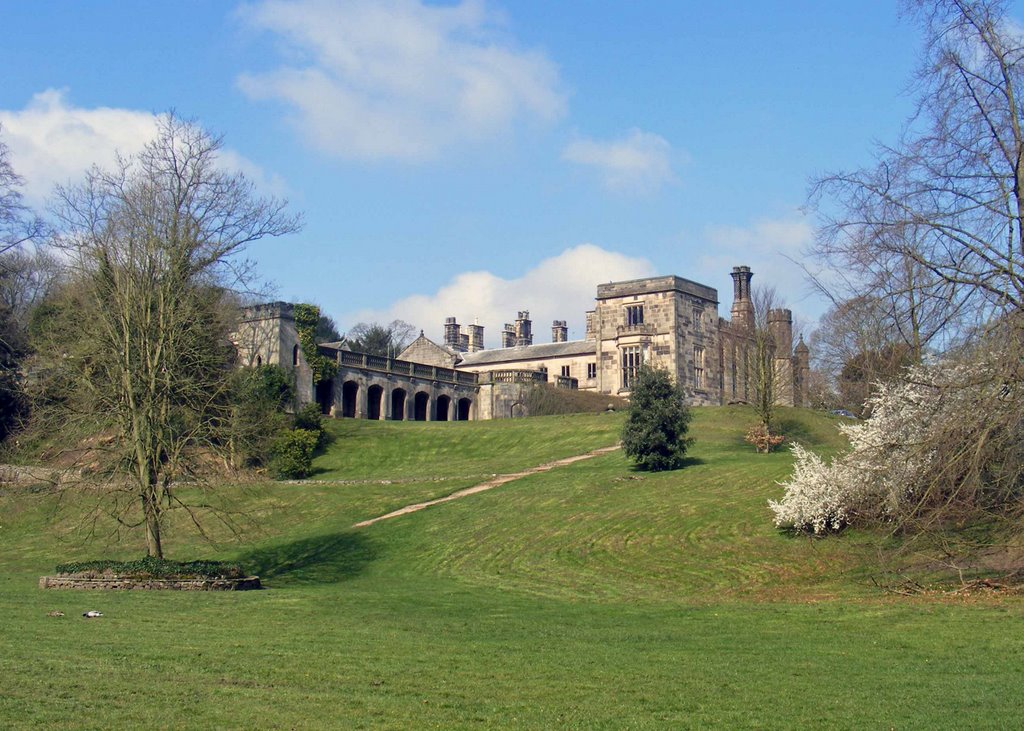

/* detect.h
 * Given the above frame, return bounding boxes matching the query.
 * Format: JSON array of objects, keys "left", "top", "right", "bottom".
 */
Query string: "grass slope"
[{"left": 1, "top": 408, "right": 1022, "bottom": 729}]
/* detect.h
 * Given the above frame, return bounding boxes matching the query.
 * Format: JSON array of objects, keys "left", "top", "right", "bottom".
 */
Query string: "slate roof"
[{"left": 456, "top": 339, "right": 596, "bottom": 367}]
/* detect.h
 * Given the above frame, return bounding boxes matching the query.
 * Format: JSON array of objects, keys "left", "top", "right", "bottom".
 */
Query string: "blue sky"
[{"left": 0, "top": 1, "right": 965, "bottom": 345}]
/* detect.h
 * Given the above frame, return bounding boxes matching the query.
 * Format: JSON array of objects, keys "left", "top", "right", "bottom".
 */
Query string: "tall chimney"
[
  {"left": 501, "top": 323, "right": 516, "bottom": 348},
  {"left": 515, "top": 310, "right": 533, "bottom": 346},
  {"left": 730, "top": 266, "right": 754, "bottom": 329},
  {"left": 552, "top": 320, "right": 567, "bottom": 343},
  {"left": 467, "top": 322, "right": 484, "bottom": 352},
  {"left": 444, "top": 316, "right": 462, "bottom": 350},
  {"left": 585, "top": 310, "right": 596, "bottom": 340}
]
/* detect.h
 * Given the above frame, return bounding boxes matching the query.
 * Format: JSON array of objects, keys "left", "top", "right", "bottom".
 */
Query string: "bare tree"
[
  {"left": 811, "top": 0, "right": 1024, "bottom": 321},
  {"left": 43, "top": 114, "right": 301, "bottom": 558},
  {"left": 747, "top": 286, "right": 786, "bottom": 431},
  {"left": 347, "top": 319, "right": 417, "bottom": 357},
  {"left": 0, "top": 125, "right": 43, "bottom": 256}
]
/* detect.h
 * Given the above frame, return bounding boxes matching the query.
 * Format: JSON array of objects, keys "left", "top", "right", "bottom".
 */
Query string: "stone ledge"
[{"left": 39, "top": 576, "right": 262, "bottom": 591}]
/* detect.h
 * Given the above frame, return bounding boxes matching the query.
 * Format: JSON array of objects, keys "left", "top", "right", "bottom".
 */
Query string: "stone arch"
[
  {"left": 436, "top": 394, "right": 451, "bottom": 421},
  {"left": 510, "top": 401, "right": 526, "bottom": 418},
  {"left": 414, "top": 391, "right": 430, "bottom": 421},
  {"left": 341, "top": 380, "right": 359, "bottom": 418},
  {"left": 316, "top": 378, "right": 334, "bottom": 415},
  {"left": 457, "top": 397, "right": 472, "bottom": 421},
  {"left": 367, "top": 384, "right": 384, "bottom": 420},
  {"left": 391, "top": 388, "right": 407, "bottom": 421},
  {"left": 292, "top": 343, "right": 300, "bottom": 367}
]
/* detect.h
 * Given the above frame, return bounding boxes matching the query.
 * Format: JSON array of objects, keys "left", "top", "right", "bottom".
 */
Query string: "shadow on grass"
[
  {"left": 776, "top": 417, "right": 814, "bottom": 444},
  {"left": 240, "top": 531, "right": 378, "bottom": 586},
  {"left": 627, "top": 455, "right": 706, "bottom": 472}
]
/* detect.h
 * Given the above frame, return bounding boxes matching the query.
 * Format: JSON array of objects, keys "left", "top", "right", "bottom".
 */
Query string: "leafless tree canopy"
[
  {"left": 42, "top": 114, "right": 301, "bottom": 558},
  {"left": 811, "top": 0, "right": 1024, "bottom": 319},
  {"left": 0, "top": 125, "right": 43, "bottom": 257}
]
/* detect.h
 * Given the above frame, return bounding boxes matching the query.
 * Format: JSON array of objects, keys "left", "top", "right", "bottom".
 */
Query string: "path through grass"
[{"left": 2, "top": 408, "right": 1022, "bottom": 729}]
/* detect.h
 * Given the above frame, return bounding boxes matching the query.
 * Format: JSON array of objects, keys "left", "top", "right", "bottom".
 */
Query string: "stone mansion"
[{"left": 234, "top": 265, "right": 810, "bottom": 420}]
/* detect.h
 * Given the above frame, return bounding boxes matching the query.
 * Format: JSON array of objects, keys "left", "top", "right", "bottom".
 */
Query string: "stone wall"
[{"left": 39, "top": 576, "right": 262, "bottom": 591}]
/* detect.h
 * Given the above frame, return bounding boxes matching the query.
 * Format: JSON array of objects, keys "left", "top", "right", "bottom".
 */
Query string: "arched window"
[
  {"left": 292, "top": 343, "right": 300, "bottom": 367},
  {"left": 256, "top": 355, "right": 262, "bottom": 367}
]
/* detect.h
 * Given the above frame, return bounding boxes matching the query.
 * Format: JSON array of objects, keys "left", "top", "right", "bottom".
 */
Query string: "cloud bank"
[
  {"left": 562, "top": 128, "right": 676, "bottom": 193},
  {"left": 0, "top": 90, "right": 285, "bottom": 207},
  {"left": 345, "top": 244, "right": 655, "bottom": 347},
  {"left": 237, "top": 0, "right": 566, "bottom": 161},
  {"left": 0, "top": 90, "right": 159, "bottom": 205},
  {"left": 691, "top": 214, "right": 823, "bottom": 329}
]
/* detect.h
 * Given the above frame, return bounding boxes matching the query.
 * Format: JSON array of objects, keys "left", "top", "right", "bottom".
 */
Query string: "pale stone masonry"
[{"left": 234, "top": 264, "right": 810, "bottom": 420}]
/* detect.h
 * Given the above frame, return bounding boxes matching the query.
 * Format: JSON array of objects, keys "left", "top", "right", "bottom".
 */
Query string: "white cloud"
[
  {"left": 345, "top": 244, "right": 655, "bottom": 347},
  {"left": 562, "top": 128, "right": 676, "bottom": 193},
  {"left": 689, "top": 213, "right": 827, "bottom": 329},
  {"left": 0, "top": 90, "right": 158, "bottom": 205},
  {"left": 237, "top": 0, "right": 566, "bottom": 161},
  {"left": 0, "top": 89, "right": 287, "bottom": 206}
]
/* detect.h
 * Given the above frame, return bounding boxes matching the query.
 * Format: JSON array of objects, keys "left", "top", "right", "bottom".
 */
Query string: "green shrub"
[
  {"left": 55, "top": 557, "right": 245, "bottom": 579},
  {"left": 271, "top": 428, "right": 320, "bottom": 479},
  {"left": 523, "top": 384, "right": 629, "bottom": 416},
  {"left": 293, "top": 403, "right": 329, "bottom": 450},
  {"left": 621, "top": 366, "right": 694, "bottom": 471}
]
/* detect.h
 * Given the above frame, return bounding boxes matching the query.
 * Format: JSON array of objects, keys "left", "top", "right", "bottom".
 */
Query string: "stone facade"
[
  {"left": 232, "top": 302, "right": 315, "bottom": 405},
  {"left": 445, "top": 264, "right": 808, "bottom": 408},
  {"left": 234, "top": 264, "right": 809, "bottom": 419}
]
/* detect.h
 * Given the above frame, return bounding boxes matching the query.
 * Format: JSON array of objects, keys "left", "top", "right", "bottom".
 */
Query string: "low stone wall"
[{"left": 39, "top": 575, "right": 262, "bottom": 591}]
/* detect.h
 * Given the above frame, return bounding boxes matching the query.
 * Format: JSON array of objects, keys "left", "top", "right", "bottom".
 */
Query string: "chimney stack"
[
  {"left": 730, "top": 266, "right": 755, "bottom": 329},
  {"left": 552, "top": 320, "right": 567, "bottom": 343},
  {"left": 515, "top": 311, "right": 533, "bottom": 346},
  {"left": 467, "top": 322, "right": 484, "bottom": 352},
  {"left": 501, "top": 323, "right": 516, "bottom": 348},
  {"left": 444, "top": 316, "right": 465, "bottom": 351}
]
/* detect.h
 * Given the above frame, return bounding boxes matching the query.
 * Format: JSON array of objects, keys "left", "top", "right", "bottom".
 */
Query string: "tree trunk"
[{"left": 143, "top": 488, "right": 163, "bottom": 559}]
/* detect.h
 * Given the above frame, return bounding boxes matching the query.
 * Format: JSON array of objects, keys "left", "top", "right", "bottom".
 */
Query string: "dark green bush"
[
  {"left": 523, "top": 384, "right": 629, "bottom": 416},
  {"left": 621, "top": 366, "right": 694, "bottom": 471},
  {"left": 293, "top": 403, "right": 329, "bottom": 450},
  {"left": 271, "top": 428, "right": 320, "bottom": 478},
  {"left": 55, "top": 557, "right": 245, "bottom": 579}
]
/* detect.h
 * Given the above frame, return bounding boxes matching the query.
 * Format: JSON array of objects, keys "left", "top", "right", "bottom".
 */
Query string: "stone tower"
[{"left": 768, "top": 308, "right": 795, "bottom": 406}]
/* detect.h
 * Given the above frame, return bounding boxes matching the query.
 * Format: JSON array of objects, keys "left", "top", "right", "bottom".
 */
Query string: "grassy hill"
[{"left": 1, "top": 408, "right": 1022, "bottom": 729}]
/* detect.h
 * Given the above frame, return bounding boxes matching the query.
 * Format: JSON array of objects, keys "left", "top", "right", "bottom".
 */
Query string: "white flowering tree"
[{"left": 771, "top": 340, "right": 1022, "bottom": 535}]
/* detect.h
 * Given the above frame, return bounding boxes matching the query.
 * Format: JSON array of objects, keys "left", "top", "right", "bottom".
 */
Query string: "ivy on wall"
[{"left": 293, "top": 303, "right": 338, "bottom": 385}]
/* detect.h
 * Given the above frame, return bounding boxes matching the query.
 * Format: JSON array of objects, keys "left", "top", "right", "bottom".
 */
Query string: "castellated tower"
[
  {"left": 515, "top": 311, "right": 533, "bottom": 346},
  {"left": 730, "top": 266, "right": 754, "bottom": 329},
  {"left": 551, "top": 320, "right": 568, "bottom": 343},
  {"left": 768, "top": 308, "right": 795, "bottom": 406},
  {"left": 467, "top": 322, "right": 485, "bottom": 352}
]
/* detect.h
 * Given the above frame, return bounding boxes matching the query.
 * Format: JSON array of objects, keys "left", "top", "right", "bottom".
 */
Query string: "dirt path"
[{"left": 352, "top": 444, "right": 622, "bottom": 528}]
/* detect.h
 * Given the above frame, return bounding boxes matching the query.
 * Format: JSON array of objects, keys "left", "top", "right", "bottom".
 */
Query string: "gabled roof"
[{"left": 457, "top": 340, "right": 596, "bottom": 367}]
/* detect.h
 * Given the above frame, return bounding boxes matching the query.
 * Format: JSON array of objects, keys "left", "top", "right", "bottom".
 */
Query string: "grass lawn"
[{"left": 2, "top": 408, "right": 1022, "bottom": 729}]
